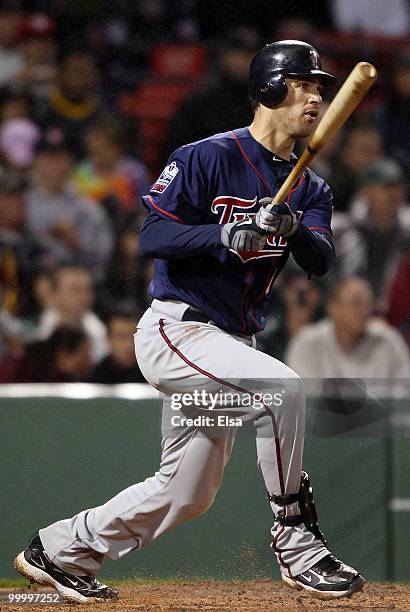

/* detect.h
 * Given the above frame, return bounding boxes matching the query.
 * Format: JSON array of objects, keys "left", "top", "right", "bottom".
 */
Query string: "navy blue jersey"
[{"left": 140, "top": 127, "right": 333, "bottom": 335}]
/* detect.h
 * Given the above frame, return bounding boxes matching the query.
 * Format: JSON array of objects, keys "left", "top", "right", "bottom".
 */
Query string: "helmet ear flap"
[{"left": 255, "top": 74, "right": 288, "bottom": 109}]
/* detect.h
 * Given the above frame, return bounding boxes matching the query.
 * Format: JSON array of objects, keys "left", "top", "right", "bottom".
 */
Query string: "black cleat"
[
  {"left": 14, "top": 534, "right": 118, "bottom": 604},
  {"left": 282, "top": 554, "right": 365, "bottom": 600}
]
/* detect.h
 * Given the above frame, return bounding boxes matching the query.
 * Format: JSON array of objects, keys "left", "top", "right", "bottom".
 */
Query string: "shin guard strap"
[
  {"left": 268, "top": 492, "right": 299, "bottom": 505},
  {"left": 275, "top": 514, "right": 303, "bottom": 526}
]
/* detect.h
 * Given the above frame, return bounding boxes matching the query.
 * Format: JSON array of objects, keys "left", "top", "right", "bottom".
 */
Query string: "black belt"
[
  {"left": 160, "top": 303, "right": 248, "bottom": 337},
  {"left": 182, "top": 311, "right": 249, "bottom": 338},
  {"left": 182, "top": 307, "right": 211, "bottom": 324}
]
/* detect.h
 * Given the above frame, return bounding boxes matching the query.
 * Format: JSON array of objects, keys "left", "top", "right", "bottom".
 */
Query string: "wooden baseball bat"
[{"left": 267, "top": 62, "right": 378, "bottom": 208}]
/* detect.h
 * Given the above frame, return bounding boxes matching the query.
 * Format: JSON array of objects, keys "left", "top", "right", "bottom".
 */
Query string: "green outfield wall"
[{"left": 0, "top": 385, "right": 408, "bottom": 582}]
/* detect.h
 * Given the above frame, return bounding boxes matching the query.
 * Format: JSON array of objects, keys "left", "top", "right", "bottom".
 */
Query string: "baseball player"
[{"left": 15, "top": 41, "right": 365, "bottom": 603}]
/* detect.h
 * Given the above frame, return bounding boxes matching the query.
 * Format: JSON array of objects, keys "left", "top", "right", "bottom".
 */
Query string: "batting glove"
[
  {"left": 221, "top": 217, "right": 267, "bottom": 253},
  {"left": 255, "top": 197, "right": 299, "bottom": 237}
]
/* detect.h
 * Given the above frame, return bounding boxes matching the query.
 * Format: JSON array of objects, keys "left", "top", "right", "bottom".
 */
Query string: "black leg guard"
[{"left": 268, "top": 471, "right": 326, "bottom": 544}]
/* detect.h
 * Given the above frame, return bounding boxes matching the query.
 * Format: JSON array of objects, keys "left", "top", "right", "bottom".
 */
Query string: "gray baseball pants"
[{"left": 39, "top": 299, "right": 329, "bottom": 577}]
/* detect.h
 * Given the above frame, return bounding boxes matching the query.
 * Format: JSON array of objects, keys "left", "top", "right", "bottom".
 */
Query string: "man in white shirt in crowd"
[
  {"left": 37, "top": 264, "right": 108, "bottom": 364},
  {"left": 331, "top": 158, "right": 410, "bottom": 309},
  {"left": 26, "top": 141, "right": 113, "bottom": 281},
  {"left": 285, "top": 277, "right": 410, "bottom": 381}
]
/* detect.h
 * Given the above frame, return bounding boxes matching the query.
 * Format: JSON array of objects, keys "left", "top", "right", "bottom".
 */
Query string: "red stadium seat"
[
  {"left": 150, "top": 43, "right": 208, "bottom": 79},
  {"left": 119, "top": 44, "right": 208, "bottom": 177}
]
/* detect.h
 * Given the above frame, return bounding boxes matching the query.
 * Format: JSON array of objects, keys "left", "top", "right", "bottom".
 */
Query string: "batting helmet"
[{"left": 249, "top": 40, "right": 336, "bottom": 109}]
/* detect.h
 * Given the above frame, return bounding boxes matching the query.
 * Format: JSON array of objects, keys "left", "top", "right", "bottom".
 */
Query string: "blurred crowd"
[{"left": 0, "top": 0, "right": 409, "bottom": 384}]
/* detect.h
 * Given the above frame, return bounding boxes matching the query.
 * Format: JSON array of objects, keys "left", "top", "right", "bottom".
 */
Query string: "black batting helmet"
[{"left": 249, "top": 40, "right": 336, "bottom": 109}]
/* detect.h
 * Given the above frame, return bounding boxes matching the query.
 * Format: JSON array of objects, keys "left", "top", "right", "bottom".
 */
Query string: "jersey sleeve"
[
  {"left": 287, "top": 175, "right": 335, "bottom": 276},
  {"left": 141, "top": 145, "right": 210, "bottom": 225},
  {"left": 299, "top": 178, "right": 333, "bottom": 235}
]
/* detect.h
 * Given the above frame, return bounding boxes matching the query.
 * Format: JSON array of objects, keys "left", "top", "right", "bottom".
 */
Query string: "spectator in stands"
[
  {"left": 331, "top": 0, "right": 410, "bottom": 37},
  {"left": 72, "top": 116, "right": 150, "bottom": 224},
  {"left": 327, "top": 123, "right": 384, "bottom": 211},
  {"left": 0, "top": 116, "right": 40, "bottom": 168},
  {"left": 285, "top": 277, "right": 410, "bottom": 379},
  {"left": 96, "top": 0, "right": 200, "bottom": 100},
  {"left": 16, "top": 12, "right": 58, "bottom": 102},
  {"left": 332, "top": 158, "right": 410, "bottom": 308},
  {"left": 258, "top": 271, "right": 324, "bottom": 361},
  {"left": 0, "top": 168, "right": 45, "bottom": 316},
  {"left": 19, "top": 268, "right": 53, "bottom": 338},
  {"left": 197, "top": 0, "right": 331, "bottom": 38},
  {"left": 161, "top": 26, "right": 259, "bottom": 162},
  {"left": 0, "top": 325, "right": 92, "bottom": 383},
  {"left": 373, "top": 50, "right": 410, "bottom": 181},
  {"left": 101, "top": 216, "right": 150, "bottom": 314},
  {"left": 0, "top": 87, "right": 32, "bottom": 121},
  {"left": 26, "top": 140, "right": 113, "bottom": 279},
  {"left": 0, "top": 1, "right": 24, "bottom": 88},
  {"left": 0, "top": 88, "right": 39, "bottom": 172},
  {"left": 37, "top": 264, "right": 108, "bottom": 364},
  {"left": 107, "top": 0, "right": 199, "bottom": 49},
  {"left": 89, "top": 309, "right": 146, "bottom": 384},
  {"left": 95, "top": 11, "right": 148, "bottom": 101},
  {"left": 272, "top": 16, "right": 317, "bottom": 41},
  {"left": 387, "top": 251, "right": 410, "bottom": 347},
  {"left": 36, "top": 50, "right": 102, "bottom": 158},
  {"left": 0, "top": 279, "right": 24, "bottom": 367}
]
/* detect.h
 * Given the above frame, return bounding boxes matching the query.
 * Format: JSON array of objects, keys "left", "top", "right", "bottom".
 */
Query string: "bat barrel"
[
  {"left": 357, "top": 62, "right": 378, "bottom": 80},
  {"left": 268, "top": 62, "right": 378, "bottom": 207}
]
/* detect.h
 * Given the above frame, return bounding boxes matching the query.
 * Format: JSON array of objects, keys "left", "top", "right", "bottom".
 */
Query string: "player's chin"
[
  {"left": 295, "top": 123, "right": 316, "bottom": 139},
  {"left": 298, "top": 115, "right": 318, "bottom": 136}
]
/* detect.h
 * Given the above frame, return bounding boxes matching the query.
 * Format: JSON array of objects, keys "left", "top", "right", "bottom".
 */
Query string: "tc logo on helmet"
[{"left": 309, "top": 50, "right": 320, "bottom": 68}]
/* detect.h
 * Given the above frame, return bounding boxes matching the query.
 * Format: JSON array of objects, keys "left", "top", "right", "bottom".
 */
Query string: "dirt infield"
[{"left": 2, "top": 581, "right": 410, "bottom": 611}]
